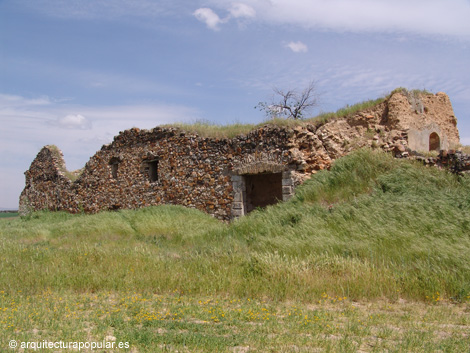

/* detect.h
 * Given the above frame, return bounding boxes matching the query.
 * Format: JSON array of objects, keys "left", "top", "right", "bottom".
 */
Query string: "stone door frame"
[{"left": 231, "top": 165, "right": 294, "bottom": 218}]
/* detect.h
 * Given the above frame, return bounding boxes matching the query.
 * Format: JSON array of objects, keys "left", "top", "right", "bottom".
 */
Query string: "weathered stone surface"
[{"left": 19, "top": 90, "right": 462, "bottom": 219}]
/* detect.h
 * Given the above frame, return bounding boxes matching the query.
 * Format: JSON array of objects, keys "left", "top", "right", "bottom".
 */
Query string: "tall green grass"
[
  {"left": 1, "top": 150, "right": 469, "bottom": 302},
  {"left": 228, "top": 150, "right": 470, "bottom": 300}
]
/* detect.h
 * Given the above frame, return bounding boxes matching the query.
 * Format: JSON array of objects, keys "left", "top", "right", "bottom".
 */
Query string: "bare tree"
[{"left": 256, "top": 81, "right": 319, "bottom": 120}]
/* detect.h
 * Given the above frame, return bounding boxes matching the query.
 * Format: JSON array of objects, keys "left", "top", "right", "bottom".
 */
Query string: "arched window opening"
[{"left": 429, "top": 132, "right": 440, "bottom": 152}]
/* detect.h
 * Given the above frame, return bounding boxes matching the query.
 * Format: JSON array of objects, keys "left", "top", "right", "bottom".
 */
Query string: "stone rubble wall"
[
  {"left": 19, "top": 90, "right": 462, "bottom": 219},
  {"left": 19, "top": 146, "right": 75, "bottom": 216},
  {"left": 20, "top": 127, "right": 301, "bottom": 220},
  {"left": 416, "top": 150, "right": 470, "bottom": 175}
]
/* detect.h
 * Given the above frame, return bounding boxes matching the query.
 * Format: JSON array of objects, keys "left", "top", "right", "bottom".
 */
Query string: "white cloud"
[
  {"left": 208, "top": 0, "right": 470, "bottom": 38},
  {"left": 14, "top": 0, "right": 470, "bottom": 37},
  {"left": 229, "top": 3, "right": 256, "bottom": 18},
  {"left": 0, "top": 93, "right": 53, "bottom": 107},
  {"left": 193, "top": 8, "right": 224, "bottom": 30},
  {"left": 285, "top": 41, "right": 308, "bottom": 53},
  {"left": 55, "top": 114, "right": 92, "bottom": 130},
  {"left": 194, "top": 3, "right": 256, "bottom": 30}
]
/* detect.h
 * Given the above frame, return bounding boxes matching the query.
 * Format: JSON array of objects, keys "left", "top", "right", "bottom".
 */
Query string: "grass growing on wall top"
[
  {"left": 165, "top": 88, "right": 434, "bottom": 139},
  {"left": 46, "top": 144, "right": 83, "bottom": 181},
  {"left": 168, "top": 97, "right": 387, "bottom": 138},
  {"left": 168, "top": 121, "right": 257, "bottom": 139},
  {"left": 168, "top": 117, "right": 317, "bottom": 138},
  {"left": 165, "top": 90, "right": 398, "bottom": 138},
  {"left": 390, "top": 87, "right": 434, "bottom": 97},
  {"left": 460, "top": 145, "right": 470, "bottom": 154}
]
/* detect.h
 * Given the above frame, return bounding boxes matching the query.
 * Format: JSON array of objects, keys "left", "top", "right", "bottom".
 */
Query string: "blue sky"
[{"left": 1, "top": 0, "right": 469, "bottom": 209}]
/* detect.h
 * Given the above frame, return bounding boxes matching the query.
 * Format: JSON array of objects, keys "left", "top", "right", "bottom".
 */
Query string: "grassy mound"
[
  {"left": 1, "top": 150, "right": 469, "bottom": 302},
  {"left": 228, "top": 150, "right": 470, "bottom": 301}
]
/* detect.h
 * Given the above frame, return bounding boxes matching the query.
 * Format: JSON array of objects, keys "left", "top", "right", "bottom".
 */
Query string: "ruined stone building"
[{"left": 19, "top": 90, "right": 461, "bottom": 220}]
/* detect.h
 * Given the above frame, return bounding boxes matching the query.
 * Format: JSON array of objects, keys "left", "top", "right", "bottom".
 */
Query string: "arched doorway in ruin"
[{"left": 429, "top": 132, "right": 440, "bottom": 152}]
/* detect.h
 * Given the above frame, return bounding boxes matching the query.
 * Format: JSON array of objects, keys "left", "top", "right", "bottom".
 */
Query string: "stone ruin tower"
[{"left": 19, "top": 89, "right": 460, "bottom": 220}]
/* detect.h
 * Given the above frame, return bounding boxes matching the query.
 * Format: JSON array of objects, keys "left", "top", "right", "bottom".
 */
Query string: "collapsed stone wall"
[
  {"left": 416, "top": 150, "right": 470, "bottom": 175},
  {"left": 19, "top": 90, "right": 462, "bottom": 219},
  {"left": 19, "top": 146, "right": 76, "bottom": 216}
]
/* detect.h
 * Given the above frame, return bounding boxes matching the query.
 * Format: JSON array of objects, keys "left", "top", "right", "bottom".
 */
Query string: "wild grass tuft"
[
  {"left": 390, "top": 87, "right": 433, "bottom": 97},
  {"left": 46, "top": 144, "right": 83, "bottom": 181},
  {"left": 458, "top": 145, "right": 470, "bottom": 154},
  {"left": 169, "top": 117, "right": 320, "bottom": 139},
  {"left": 311, "top": 96, "right": 387, "bottom": 125},
  {"left": 167, "top": 120, "right": 256, "bottom": 139}
]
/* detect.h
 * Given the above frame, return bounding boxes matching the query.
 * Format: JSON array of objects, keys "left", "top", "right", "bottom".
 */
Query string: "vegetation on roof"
[
  {"left": 167, "top": 96, "right": 387, "bottom": 138},
  {"left": 166, "top": 88, "right": 430, "bottom": 138},
  {"left": 460, "top": 145, "right": 470, "bottom": 154},
  {"left": 46, "top": 145, "right": 83, "bottom": 182},
  {"left": 390, "top": 87, "right": 433, "bottom": 97}
]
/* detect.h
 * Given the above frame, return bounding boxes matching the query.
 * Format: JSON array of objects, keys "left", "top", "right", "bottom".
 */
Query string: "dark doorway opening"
[
  {"left": 245, "top": 173, "right": 282, "bottom": 213},
  {"left": 429, "top": 132, "right": 440, "bottom": 152}
]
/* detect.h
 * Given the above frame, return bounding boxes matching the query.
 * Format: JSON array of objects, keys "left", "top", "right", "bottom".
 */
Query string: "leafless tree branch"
[{"left": 256, "top": 81, "right": 318, "bottom": 119}]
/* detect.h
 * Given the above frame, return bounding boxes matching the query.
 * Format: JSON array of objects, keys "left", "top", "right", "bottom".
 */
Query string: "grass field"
[
  {"left": 0, "top": 212, "right": 18, "bottom": 219},
  {"left": 1, "top": 291, "right": 468, "bottom": 352},
  {"left": 1, "top": 149, "right": 469, "bottom": 352}
]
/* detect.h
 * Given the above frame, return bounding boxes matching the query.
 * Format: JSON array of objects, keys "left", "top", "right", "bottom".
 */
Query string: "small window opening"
[
  {"left": 148, "top": 160, "right": 159, "bottom": 182},
  {"left": 429, "top": 132, "right": 440, "bottom": 152},
  {"left": 109, "top": 157, "right": 120, "bottom": 179}
]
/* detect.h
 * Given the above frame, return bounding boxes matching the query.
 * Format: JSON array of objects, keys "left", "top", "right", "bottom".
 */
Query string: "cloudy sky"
[{"left": 1, "top": 0, "right": 469, "bottom": 209}]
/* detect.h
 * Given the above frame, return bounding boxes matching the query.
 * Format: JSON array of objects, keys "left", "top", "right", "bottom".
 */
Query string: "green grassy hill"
[{"left": 2, "top": 149, "right": 469, "bottom": 302}]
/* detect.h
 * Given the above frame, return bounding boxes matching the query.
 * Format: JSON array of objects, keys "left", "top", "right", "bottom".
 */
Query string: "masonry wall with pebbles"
[{"left": 19, "top": 91, "right": 461, "bottom": 219}]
